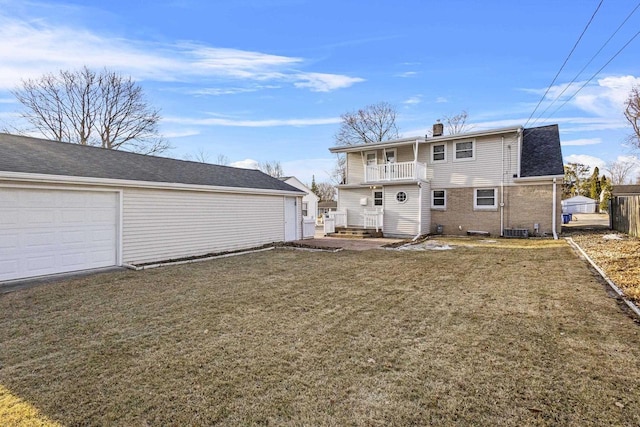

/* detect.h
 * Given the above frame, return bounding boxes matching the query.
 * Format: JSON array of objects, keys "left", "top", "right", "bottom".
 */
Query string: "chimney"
[{"left": 432, "top": 120, "right": 444, "bottom": 137}]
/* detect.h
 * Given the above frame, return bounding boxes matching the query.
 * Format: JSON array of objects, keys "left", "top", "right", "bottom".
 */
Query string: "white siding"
[
  {"left": 383, "top": 185, "right": 421, "bottom": 236},
  {"left": 420, "top": 182, "right": 431, "bottom": 235},
  {"left": 122, "top": 189, "right": 285, "bottom": 264},
  {"left": 346, "top": 152, "right": 365, "bottom": 184},
  {"left": 422, "top": 133, "right": 520, "bottom": 188},
  {"left": 337, "top": 187, "right": 372, "bottom": 227}
]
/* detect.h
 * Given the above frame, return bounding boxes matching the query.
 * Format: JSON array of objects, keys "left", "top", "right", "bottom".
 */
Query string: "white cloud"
[
  {"left": 163, "top": 115, "right": 341, "bottom": 127},
  {"left": 403, "top": 96, "right": 422, "bottom": 105},
  {"left": 435, "top": 97, "right": 448, "bottom": 103},
  {"left": 230, "top": 159, "right": 259, "bottom": 169},
  {"left": 162, "top": 129, "right": 200, "bottom": 139},
  {"left": 396, "top": 71, "right": 418, "bottom": 78},
  {"left": 564, "top": 154, "right": 606, "bottom": 171},
  {"left": 293, "top": 73, "right": 365, "bottom": 92},
  {"left": 561, "top": 138, "right": 601, "bottom": 146},
  {"left": 0, "top": 12, "right": 364, "bottom": 92}
]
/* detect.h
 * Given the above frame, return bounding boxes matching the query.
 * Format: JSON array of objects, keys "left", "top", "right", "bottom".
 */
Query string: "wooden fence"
[{"left": 610, "top": 195, "right": 640, "bottom": 237}]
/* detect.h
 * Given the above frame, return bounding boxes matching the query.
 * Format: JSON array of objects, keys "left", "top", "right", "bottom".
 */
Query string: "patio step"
[{"left": 328, "top": 227, "right": 383, "bottom": 239}]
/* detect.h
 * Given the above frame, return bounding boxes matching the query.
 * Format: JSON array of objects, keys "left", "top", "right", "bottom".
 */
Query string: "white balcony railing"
[{"left": 365, "top": 161, "right": 426, "bottom": 182}]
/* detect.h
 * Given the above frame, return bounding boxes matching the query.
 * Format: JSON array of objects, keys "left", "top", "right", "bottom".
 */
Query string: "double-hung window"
[
  {"left": 431, "top": 144, "right": 446, "bottom": 163},
  {"left": 474, "top": 188, "right": 497, "bottom": 210},
  {"left": 454, "top": 141, "right": 474, "bottom": 161},
  {"left": 431, "top": 190, "right": 446, "bottom": 209},
  {"left": 373, "top": 190, "right": 383, "bottom": 206}
]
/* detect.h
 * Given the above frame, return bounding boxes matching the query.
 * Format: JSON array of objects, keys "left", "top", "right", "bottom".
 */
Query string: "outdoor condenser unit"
[{"left": 503, "top": 228, "right": 529, "bottom": 238}]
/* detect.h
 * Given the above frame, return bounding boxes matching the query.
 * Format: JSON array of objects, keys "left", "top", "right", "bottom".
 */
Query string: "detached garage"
[{"left": 0, "top": 134, "right": 304, "bottom": 282}]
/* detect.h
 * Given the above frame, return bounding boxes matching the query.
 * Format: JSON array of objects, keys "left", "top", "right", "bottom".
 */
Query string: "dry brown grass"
[
  {"left": 569, "top": 231, "right": 640, "bottom": 304},
  {"left": 1, "top": 242, "right": 639, "bottom": 426}
]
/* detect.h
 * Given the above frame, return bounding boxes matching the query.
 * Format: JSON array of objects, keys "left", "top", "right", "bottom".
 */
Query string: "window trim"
[
  {"left": 431, "top": 143, "right": 447, "bottom": 163},
  {"left": 431, "top": 189, "right": 446, "bottom": 210},
  {"left": 474, "top": 187, "right": 498, "bottom": 210},
  {"left": 365, "top": 151, "right": 377, "bottom": 166},
  {"left": 372, "top": 189, "right": 384, "bottom": 207},
  {"left": 384, "top": 149, "right": 397, "bottom": 164},
  {"left": 453, "top": 140, "right": 475, "bottom": 162},
  {"left": 395, "top": 191, "right": 407, "bottom": 204}
]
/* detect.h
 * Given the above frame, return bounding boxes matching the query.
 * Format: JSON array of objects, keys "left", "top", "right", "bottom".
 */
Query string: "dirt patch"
[{"left": 568, "top": 230, "right": 640, "bottom": 304}]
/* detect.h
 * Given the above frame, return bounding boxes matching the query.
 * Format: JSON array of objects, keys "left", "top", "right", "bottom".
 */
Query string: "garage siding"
[{"left": 122, "top": 189, "right": 285, "bottom": 264}]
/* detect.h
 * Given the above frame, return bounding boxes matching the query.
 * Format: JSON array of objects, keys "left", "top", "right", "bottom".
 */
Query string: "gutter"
[{"left": 0, "top": 171, "right": 305, "bottom": 197}]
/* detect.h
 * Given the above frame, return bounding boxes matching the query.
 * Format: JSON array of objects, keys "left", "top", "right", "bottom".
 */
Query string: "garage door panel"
[{"left": 0, "top": 188, "right": 118, "bottom": 281}]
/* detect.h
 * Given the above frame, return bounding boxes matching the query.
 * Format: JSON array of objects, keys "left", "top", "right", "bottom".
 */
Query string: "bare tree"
[
  {"left": 563, "top": 162, "right": 590, "bottom": 197},
  {"left": 442, "top": 110, "right": 472, "bottom": 135},
  {"left": 12, "top": 66, "right": 169, "bottom": 154},
  {"left": 259, "top": 160, "right": 284, "bottom": 178},
  {"left": 624, "top": 86, "right": 640, "bottom": 148},
  {"left": 215, "top": 154, "right": 230, "bottom": 166},
  {"left": 330, "top": 154, "right": 347, "bottom": 185},
  {"left": 315, "top": 182, "right": 336, "bottom": 201},
  {"left": 183, "top": 148, "right": 211, "bottom": 163},
  {"left": 334, "top": 101, "right": 399, "bottom": 146},
  {"left": 606, "top": 159, "right": 637, "bottom": 185}
]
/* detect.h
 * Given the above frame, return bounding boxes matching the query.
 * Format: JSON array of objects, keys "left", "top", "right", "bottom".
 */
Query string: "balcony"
[{"left": 364, "top": 161, "right": 426, "bottom": 183}]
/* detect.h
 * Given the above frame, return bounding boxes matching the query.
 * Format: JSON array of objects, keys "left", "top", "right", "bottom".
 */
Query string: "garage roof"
[{"left": 0, "top": 133, "right": 304, "bottom": 193}]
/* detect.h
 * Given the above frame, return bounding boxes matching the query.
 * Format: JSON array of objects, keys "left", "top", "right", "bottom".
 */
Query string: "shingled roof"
[
  {"left": 520, "top": 124, "right": 564, "bottom": 178},
  {"left": 0, "top": 133, "right": 303, "bottom": 193}
]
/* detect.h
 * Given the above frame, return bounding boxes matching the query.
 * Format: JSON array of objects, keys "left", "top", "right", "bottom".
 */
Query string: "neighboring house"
[
  {"left": 279, "top": 176, "right": 319, "bottom": 219},
  {"left": 318, "top": 200, "right": 337, "bottom": 217},
  {"left": 0, "top": 133, "right": 305, "bottom": 282},
  {"left": 329, "top": 124, "right": 564, "bottom": 238},
  {"left": 562, "top": 195, "right": 597, "bottom": 214},
  {"left": 612, "top": 185, "right": 640, "bottom": 196}
]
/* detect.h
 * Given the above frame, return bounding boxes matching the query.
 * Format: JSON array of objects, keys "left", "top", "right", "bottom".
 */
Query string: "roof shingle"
[
  {"left": 0, "top": 133, "right": 303, "bottom": 193},
  {"left": 520, "top": 124, "right": 564, "bottom": 178}
]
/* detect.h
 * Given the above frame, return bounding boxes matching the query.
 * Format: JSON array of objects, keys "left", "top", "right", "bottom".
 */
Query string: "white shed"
[
  {"left": 0, "top": 134, "right": 304, "bottom": 282},
  {"left": 562, "top": 195, "right": 597, "bottom": 214},
  {"left": 280, "top": 176, "right": 319, "bottom": 219}
]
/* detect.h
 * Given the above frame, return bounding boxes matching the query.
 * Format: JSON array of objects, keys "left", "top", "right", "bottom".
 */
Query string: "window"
[
  {"left": 365, "top": 151, "right": 377, "bottom": 166},
  {"left": 373, "top": 190, "right": 383, "bottom": 206},
  {"left": 455, "top": 141, "right": 474, "bottom": 161},
  {"left": 385, "top": 149, "right": 396, "bottom": 163},
  {"left": 302, "top": 202, "right": 308, "bottom": 217},
  {"left": 431, "top": 190, "right": 446, "bottom": 209},
  {"left": 431, "top": 144, "right": 446, "bottom": 162},
  {"left": 396, "top": 191, "right": 407, "bottom": 203},
  {"left": 474, "top": 188, "right": 497, "bottom": 209}
]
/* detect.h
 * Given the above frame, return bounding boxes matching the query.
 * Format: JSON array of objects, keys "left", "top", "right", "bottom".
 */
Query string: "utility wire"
[
  {"left": 544, "top": 28, "right": 640, "bottom": 121},
  {"left": 530, "top": 1, "right": 640, "bottom": 127},
  {"left": 524, "top": 0, "right": 604, "bottom": 127}
]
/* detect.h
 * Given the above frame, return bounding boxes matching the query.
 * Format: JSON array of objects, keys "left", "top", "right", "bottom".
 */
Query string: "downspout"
[
  {"left": 500, "top": 136, "right": 505, "bottom": 236},
  {"left": 414, "top": 182, "right": 423, "bottom": 241},
  {"left": 552, "top": 177, "right": 558, "bottom": 239},
  {"left": 413, "top": 139, "right": 423, "bottom": 241}
]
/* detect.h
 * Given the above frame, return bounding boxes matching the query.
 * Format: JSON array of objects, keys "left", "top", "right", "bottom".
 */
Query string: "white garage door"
[{"left": 0, "top": 188, "right": 118, "bottom": 281}]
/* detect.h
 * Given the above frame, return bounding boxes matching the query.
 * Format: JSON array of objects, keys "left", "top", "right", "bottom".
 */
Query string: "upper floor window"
[
  {"left": 454, "top": 141, "right": 474, "bottom": 161},
  {"left": 365, "top": 151, "right": 377, "bottom": 166},
  {"left": 385, "top": 149, "right": 396, "bottom": 163},
  {"left": 431, "top": 144, "right": 446, "bottom": 163}
]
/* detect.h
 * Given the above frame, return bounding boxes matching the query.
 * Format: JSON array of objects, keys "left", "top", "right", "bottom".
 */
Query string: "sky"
[{"left": 1, "top": 0, "right": 639, "bottom": 185}]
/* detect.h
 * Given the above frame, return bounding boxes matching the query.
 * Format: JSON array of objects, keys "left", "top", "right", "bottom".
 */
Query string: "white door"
[
  {"left": 284, "top": 197, "right": 297, "bottom": 241},
  {"left": 0, "top": 188, "right": 118, "bottom": 281}
]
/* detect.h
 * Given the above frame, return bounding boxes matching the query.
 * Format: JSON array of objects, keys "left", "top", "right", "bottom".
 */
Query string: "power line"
[
  {"left": 544, "top": 28, "right": 640, "bottom": 121},
  {"left": 524, "top": 0, "right": 604, "bottom": 128},
  {"left": 530, "top": 2, "right": 640, "bottom": 126}
]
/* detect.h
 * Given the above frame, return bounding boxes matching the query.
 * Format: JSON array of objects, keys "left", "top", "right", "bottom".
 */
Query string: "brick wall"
[{"left": 430, "top": 183, "right": 561, "bottom": 236}]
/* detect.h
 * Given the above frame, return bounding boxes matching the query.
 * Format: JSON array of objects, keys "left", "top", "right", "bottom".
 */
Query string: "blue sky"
[{"left": 1, "top": 0, "right": 639, "bottom": 184}]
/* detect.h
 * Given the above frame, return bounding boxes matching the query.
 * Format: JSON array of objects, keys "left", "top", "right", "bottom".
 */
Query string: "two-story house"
[{"left": 328, "top": 124, "right": 564, "bottom": 238}]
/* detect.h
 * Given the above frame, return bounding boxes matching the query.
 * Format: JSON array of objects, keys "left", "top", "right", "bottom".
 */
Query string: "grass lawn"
[{"left": 1, "top": 241, "right": 639, "bottom": 426}]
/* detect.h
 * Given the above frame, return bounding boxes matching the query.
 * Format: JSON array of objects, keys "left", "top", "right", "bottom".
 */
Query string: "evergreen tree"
[
  {"left": 310, "top": 175, "right": 320, "bottom": 198},
  {"left": 599, "top": 175, "right": 612, "bottom": 212}
]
